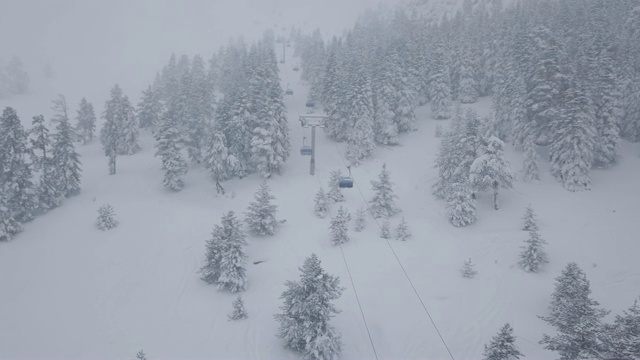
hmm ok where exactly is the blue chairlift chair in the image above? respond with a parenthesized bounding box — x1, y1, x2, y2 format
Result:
(338, 165, 354, 188)
(300, 137, 312, 156)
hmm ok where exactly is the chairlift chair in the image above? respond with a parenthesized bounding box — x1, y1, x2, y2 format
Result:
(338, 166, 354, 188)
(286, 88, 293, 95)
(300, 137, 312, 156)
(305, 100, 316, 108)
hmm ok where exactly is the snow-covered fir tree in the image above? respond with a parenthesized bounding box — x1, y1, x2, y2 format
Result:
(154, 109, 188, 191)
(521, 135, 540, 182)
(96, 204, 118, 231)
(354, 207, 366, 232)
(51, 96, 82, 197)
(29, 115, 63, 211)
(380, 219, 391, 240)
(329, 206, 350, 246)
(0, 193, 22, 242)
(519, 227, 548, 273)
(245, 181, 279, 236)
(346, 61, 375, 165)
(118, 95, 140, 155)
(395, 217, 411, 241)
(591, 46, 621, 167)
(539, 262, 609, 360)
(275, 253, 344, 360)
(458, 50, 479, 104)
(327, 170, 345, 203)
(137, 85, 162, 130)
(482, 323, 523, 360)
(101, 85, 124, 174)
(75, 98, 96, 145)
(203, 131, 238, 195)
(430, 43, 452, 120)
(314, 187, 329, 218)
(601, 296, 640, 359)
(134, 350, 147, 360)
(0, 107, 36, 224)
(447, 181, 477, 227)
(369, 163, 399, 218)
(522, 204, 539, 232)
(469, 135, 514, 210)
(461, 258, 478, 278)
(199, 211, 248, 292)
(228, 295, 248, 320)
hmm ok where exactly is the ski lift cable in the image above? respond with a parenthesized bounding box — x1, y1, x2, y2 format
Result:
(330, 144, 456, 360)
(281, 52, 380, 360)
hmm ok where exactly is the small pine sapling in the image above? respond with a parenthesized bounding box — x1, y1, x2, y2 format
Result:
(522, 204, 538, 232)
(314, 187, 329, 218)
(329, 206, 351, 245)
(354, 207, 366, 232)
(519, 227, 548, 273)
(447, 181, 477, 227)
(369, 163, 400, 218)
(482, 323, 523, 360)
(461, 258, 478, 278)
(135, 350, 147, 360)
(327, 170, 345, 203)
(380, 219, 391, 239)
(96, 204, 118, 230)
(395, 217, 411, 241)
(245, 181, 279, 236)
(228, 295, 248, 320)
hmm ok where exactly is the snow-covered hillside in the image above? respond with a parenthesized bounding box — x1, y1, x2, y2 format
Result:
(1, 41, 639, 359)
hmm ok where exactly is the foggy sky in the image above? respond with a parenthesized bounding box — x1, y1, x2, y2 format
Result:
(1, 0, 398, 112)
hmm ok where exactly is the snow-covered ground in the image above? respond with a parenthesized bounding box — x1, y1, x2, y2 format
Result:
(1, 41, 640, 359)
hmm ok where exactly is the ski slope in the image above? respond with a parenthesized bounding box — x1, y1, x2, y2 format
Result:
(1, 44, 640, 359)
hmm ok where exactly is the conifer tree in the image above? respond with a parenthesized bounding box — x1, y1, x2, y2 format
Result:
(601, 296, 640, 359)
(482, 323, 523, 360)
(51, 96, 82, 197)
(380, 219, 391, 240)
(0, 195, 22, 242)
(592, 48, 621, 167)
(430, 44, 453, 120)
(519, 227, 548, 273)
(469, 135, 514, 210)
(199, 211, 248, 292)
(75, 98, 96, 145)
(245, 181, 279, 236)
(101, 85, 124, 174)
(118, 95, 140, 155)
(275, 253, 344, 360)
(327, 170, 345, 204)
(229, 295, 248, 320)
(134, 350, 147, 360)
(539, 262, 609, 360)
(329, 206, 350, 245)
(459, 50, 479, 104)
(395, 217, 411, 241)
(369, 163, 399, 218)
(447, 181, 477, 227)
(522, 136, 540, 182)
(346, 62, 376, 165)
(522, 204, 539, 232)
(461, 258, 478, 278)
(354, 207, 366, 232)
(0, 107, 35, 224)
(29, 115, 63, 211)
(154, 110, 188, 191)
(203, 131, 238, 195)
(314, 187, 329, 218)
(96, 204, 118, 230)
(137, 85, 162, 130)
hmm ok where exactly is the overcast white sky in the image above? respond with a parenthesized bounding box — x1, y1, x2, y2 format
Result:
(1, 0, 398, 107)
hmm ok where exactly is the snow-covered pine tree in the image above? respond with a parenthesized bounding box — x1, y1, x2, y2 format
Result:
(0, 107, 36, 224)
(345, 61, 376, 165)
(447, 181, 477, 227)
(314, 187, 329, 218)
(217, 85, 255, 177)
(482, 323, 523, 360)
(539, 262, 610, 360)
(0, 193, 22, 242)
(203, 131, 238, 195)
(245, 181, 279, 236)
(380, 219, 391, 240)
(549, 84, 596, 192)
(101, 85, 123, 175)
(354, 207, 366, 232)
(371, 58, 399, 145)
(469, 135, 514, 210)
(137, 85, 162, 130)
(51, 96, 82, 197)
(388, 46, 417, 133)
(96, 204, 118, 230)
(395, 217, 411, 241)
(118, 95, 140, 155)
(154, 109, 188, 191)
(601, 296, 640, 359)
(459, 49, 479, 104)
(199, 211, 248, 292)
(591, 46, 621, 167)
(519, 227, 548, 273)
(75, 98, 96, 145)
(329, 206, 350, 246)
(275, 253, 344, 360)
(228, 295, 248, 320)
(327, 170, 345, 203)
(522, 204, 539, 232)
(430, 43, 453, 120)
(369, 163, 399, 218)
(29, 115, 63, 211)
(521, 135, 540, 182)
(134, 349, 147, 360)
(461, 258, 478, 278)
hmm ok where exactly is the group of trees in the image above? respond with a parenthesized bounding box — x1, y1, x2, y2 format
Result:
(0, 56, 29, 98)
(0, 97, 83, 241)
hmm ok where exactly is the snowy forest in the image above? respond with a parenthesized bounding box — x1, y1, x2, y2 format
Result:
(1, 0, 640, 359)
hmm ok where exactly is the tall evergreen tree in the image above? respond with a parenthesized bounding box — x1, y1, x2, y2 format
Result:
(203, 131, 238, 195)
(482, 323, 523, 360)
(369, 163, 399, 218)
(118, 95, 140, 155)
(154, 109, 188, 191)
(430, 43, 453, 120)
(521, 135, 540, 182)
(458, 49, 479, 104)
(601, 296, 640, 359)
(245, 181, 279, 236)
(346, 62, 376, 165)
(314, 187, 329, 219)
(199, 211, 248, 292)
(29, 115, 63, 211)
(75, 98, 96, 145)
(395, 217, 411, 241)
(522, 204, 539, 232)
(51, 96, 82, 197)
(469, 135, 514, 210)
(137, 85, 162, 130)
(327, 170, 345, 204)
(539, 262, 609, 360)
(275, 253, 344, 360)
(519, 227, 548, 273)
(101, 85, 124, 174)
(447, 181, 477, 227)
(329, 206, 350, 245)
